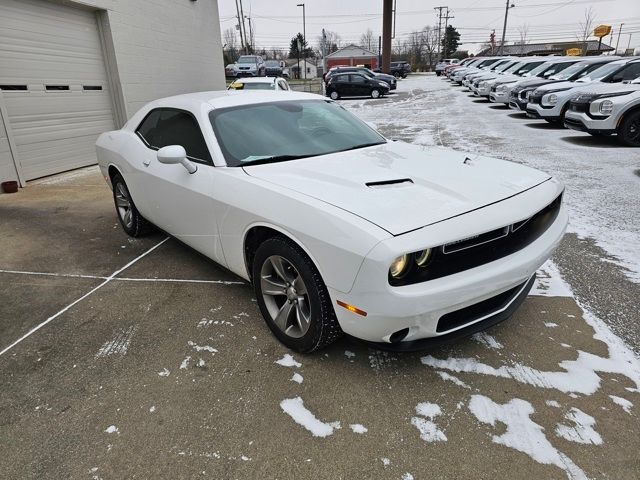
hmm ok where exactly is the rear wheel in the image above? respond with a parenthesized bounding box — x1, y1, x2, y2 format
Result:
(393, 71, 401, 78)
(617, 110, 640, 147)
(112, 173, 153, 237)
(329, 90, 340, 100)
(371, 89, 381, 99)
(252, 237, 342, 352)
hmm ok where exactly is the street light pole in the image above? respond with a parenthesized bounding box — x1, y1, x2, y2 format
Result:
(499, 0, 515, 55)
(297, 3, 306, 80)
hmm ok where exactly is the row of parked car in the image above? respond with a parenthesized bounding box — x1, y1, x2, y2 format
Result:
(225, 55, 290, 78)
(442, 55, 640, 147)
(322, 65, 406, 100)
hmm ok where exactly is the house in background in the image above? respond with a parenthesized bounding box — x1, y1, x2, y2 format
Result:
(477, 40, 615, 57)
(0, 0, 224, 187)
(285, 59, 319, 79)
(326, 45, 379, 70)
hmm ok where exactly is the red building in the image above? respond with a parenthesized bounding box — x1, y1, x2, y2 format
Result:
(326, 44, 378, 70)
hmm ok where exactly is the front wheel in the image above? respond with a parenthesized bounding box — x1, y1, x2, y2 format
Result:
(253, 237, 342, 352)
(617, 110, 640, 147)
(371, 89, 381, 99)
(329, 90, 340, 100)
(111, 173, 153, 237)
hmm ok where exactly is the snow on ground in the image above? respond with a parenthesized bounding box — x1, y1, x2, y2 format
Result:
(280, 397, 340, 438)
(555, 408, 602, 445)
(275, 354, 302, 368)
(468, 395, 588, 480)
(411, 402, 447, 442)
(343, 75, 640, 283)
(609, 395, 634, 414)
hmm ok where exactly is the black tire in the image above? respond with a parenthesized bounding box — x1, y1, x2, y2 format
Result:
(617, 110, 640, 147)
(329, 90, 340, 100)
(401, 73, 407, 78)
(393, 71, 401, 78)
(252, 236, 342, 353)
(436, 71, 441, 76)
(111, 173, 154, 237)
(371, 88, 381, 99)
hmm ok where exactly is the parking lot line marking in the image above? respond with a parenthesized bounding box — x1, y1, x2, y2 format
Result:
(0, 237, 169, 358)
(0, 269, 107, 280)
(0, 270, 245, 285)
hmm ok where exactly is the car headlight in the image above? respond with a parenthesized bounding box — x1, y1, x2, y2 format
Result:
(389, 254, 409, 278)
(496, 85, 508, 93)
(546, 94, 558, 106)
(479, 81, 487, 88)
(415, 249, 432, 267)
(378, 81, 388, 87)
(599, 100, 614, 115)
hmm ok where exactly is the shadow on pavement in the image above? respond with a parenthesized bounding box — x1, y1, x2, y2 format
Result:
(560, 135, 625, 148)
(524, 122, 565, 130)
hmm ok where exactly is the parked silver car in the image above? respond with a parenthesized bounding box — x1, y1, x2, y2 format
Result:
(234, 55, 266, 77)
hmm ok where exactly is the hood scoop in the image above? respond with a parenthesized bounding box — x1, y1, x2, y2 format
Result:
(366, 178, 413, 188)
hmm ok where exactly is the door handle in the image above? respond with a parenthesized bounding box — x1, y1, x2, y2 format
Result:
(143, 159, 151, 167)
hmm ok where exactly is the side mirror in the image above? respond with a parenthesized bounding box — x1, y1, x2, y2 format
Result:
(157, 145, 197, 174)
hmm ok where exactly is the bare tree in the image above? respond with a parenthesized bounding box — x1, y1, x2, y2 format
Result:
(317, 30, 341, 55)
(423, 26, 439, 71)
(223, 27, 240, 63)
(576, 7, 595, 56)
(360, 28, 375, 51)
(517, 23, 530, 55)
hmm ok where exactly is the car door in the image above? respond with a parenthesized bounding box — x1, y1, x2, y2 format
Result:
(333, 74, 349, 96)
(134, 108, 224, 264)
(350, 74, 368, 96)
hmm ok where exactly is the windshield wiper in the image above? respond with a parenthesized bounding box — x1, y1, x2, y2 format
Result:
(335, 141, 386, 153)
(240, 154, 314, 167)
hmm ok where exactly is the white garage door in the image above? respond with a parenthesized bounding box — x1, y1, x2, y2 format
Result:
(0, 0, 115, 180)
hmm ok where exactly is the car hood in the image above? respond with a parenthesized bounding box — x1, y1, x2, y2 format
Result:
(243, 142, 550, 236)
(513, 77, 557, 89)
(568, 82, 640, 96)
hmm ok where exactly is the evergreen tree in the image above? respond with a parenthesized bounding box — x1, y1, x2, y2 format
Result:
(441, 25, 461, 58)
(288, 33, 313, 59)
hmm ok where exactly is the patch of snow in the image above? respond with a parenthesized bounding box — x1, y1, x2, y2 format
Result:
(544, 322, 559, 328)
(472, 332, 503, 349)
(95, 325, 138, 358)
(531, 261, 574, 297)
(180, 356, 191, 369)
(197, 358, 206, 367)
(291, 373, 304, 384)
(411, 402, 447, 442)
(158, 368, 170, 377)
(149, 406, 156, 413)
(275, 354, 301, 368)
(344, 350, 356, 359)
(555, 407, 602, 445)
(187, 341, 217, 354)
(436, 371, 471, 389)
(560, 343, 572, 348)
(240, 455, 250, 461)
(546, 400, 561, 408)
(609, 395, 633, 414)
(381, 458, 391, 466)
(104, 425, 119, 434)
(280, 397, 339, 437)
(469, 395, 587, 480)
(349, 423, 368, 434)
(401, 474, 414, 480)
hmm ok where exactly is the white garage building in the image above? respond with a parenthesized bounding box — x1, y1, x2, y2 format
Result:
(0, 0, 224, 186)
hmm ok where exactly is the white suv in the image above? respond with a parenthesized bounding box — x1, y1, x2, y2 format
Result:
(564, 78, 640, 146)
(234, 55, 266, 77)
(435, 58, 459, 76)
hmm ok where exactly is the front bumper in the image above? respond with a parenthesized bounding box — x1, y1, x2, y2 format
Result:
(330, 180, 567, 346)
(490, 90, 509, 103)
(564, 111, 617, 135)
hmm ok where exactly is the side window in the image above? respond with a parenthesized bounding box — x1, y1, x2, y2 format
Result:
(136, 109, 212, 164)
(578, 63, 605, 78)
(610, 63, 640, 83)
(350, 75, 366, 83)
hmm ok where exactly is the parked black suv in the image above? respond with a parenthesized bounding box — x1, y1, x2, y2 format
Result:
(389, 61, 411, 78)
(264, 60, 283, 77)
(326, 73, 390, 100)
(325, 67, 396, 90)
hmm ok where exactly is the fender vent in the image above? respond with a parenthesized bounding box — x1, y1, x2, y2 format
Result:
(366, 178, 413, 188)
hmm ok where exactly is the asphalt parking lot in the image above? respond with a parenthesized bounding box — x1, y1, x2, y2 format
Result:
(1, 76, 640, 480)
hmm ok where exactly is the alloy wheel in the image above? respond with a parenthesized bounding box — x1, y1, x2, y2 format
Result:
(115, 182, 133, 229)
(260, 255, 312, 338)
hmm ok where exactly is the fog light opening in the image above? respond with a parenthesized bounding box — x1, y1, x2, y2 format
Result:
(389, 328, 410, 343)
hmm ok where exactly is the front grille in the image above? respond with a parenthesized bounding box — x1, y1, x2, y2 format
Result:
(389, 192, 562, 286)
(436, 281, 525, 332)
(529, 93, 543, 105)
(569, 102, 588, 113)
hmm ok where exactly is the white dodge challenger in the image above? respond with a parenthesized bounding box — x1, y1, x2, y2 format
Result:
(96, 91, 567, 352)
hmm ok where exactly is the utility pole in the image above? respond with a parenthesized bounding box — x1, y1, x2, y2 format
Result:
(499, 0, 514, 55)
(434, 6, 446, 61)
(297, 3, 306, 80)
(443, 8, 454, 58)
(244, 15, 253, 52)
(382, 0, 392, 73)
(615, 23, 624, 54)
(378, 35, 382, 71)
(234, 0, 245, 53)
(239, 0, 248, 54)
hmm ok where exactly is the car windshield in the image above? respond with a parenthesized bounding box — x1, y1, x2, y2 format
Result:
(526, 61, 555, 77)
(576, 62, 622, 83)
(503, 62, 524, 74)
(265, 61, 280, 67)
(494, 61, 516, 72)
(550, 61, 590, 80)
(238, 56, 257, 64)
(209, 100, 386, 167)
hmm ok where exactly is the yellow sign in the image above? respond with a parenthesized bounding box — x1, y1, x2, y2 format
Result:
(593, 25, 612, 38)
(566, 48, 582, 56)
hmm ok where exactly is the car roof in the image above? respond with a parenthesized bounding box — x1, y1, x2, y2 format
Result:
(232, 77, 278, 84)
(145, 90, 323, 112)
